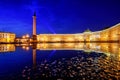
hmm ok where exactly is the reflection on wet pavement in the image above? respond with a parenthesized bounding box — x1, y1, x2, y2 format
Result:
(0, 43, 120, 79)
(21, 51, 120, 79)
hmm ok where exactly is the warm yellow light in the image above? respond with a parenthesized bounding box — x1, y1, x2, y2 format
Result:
(7, 38, 10, 42)
(78, 36, 83, 40)
(39, 38, 44, 41)
(22, 36, 25, 38)
(26, 34, 30, 38)
(52, 37, 61, 41)
(118, 48, 120, 61)
(75, 43, 84, 48)
(37, 38, 40, 41)
(65, 43, 74, 47)
(66, 37, 74, 41)
(53, 43, 61, 47)
(37, 36, 48, 41)
(26, 47, 30, 50)
(22, 46, 26, 49)
(41, 43, 48, 49)
(43, 36, 48, 41)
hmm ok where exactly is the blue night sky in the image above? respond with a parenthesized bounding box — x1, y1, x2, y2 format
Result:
(0, 0, 120, 37)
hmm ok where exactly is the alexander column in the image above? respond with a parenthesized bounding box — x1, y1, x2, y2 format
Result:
(32, 12, 37, 42)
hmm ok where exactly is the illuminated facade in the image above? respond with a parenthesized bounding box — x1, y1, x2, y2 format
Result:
(15, 34, 30, 43)
(0, 44, 15, 52)
(37, 23, 120, 42)
(0, 32, 16, 43)
(37, 34, 75, 42)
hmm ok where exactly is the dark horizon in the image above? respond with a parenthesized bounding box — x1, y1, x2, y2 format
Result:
(0, 0, 120, 37)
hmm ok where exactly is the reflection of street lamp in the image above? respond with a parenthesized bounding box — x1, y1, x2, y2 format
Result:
(26, 47, 30, 50)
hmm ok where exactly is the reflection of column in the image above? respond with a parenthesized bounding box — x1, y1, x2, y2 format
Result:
(33, 49, 36, 69)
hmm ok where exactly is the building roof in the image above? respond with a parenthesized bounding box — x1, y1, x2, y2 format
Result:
(84, 29, 91, 33)
(0, 31, 15, 34)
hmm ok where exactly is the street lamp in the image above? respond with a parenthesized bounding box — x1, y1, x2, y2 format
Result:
(26, 34, 30, 38)
(22, 35, 25, 38)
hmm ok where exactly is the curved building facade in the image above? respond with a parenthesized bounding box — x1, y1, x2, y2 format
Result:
(37, 23, 120, 42)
